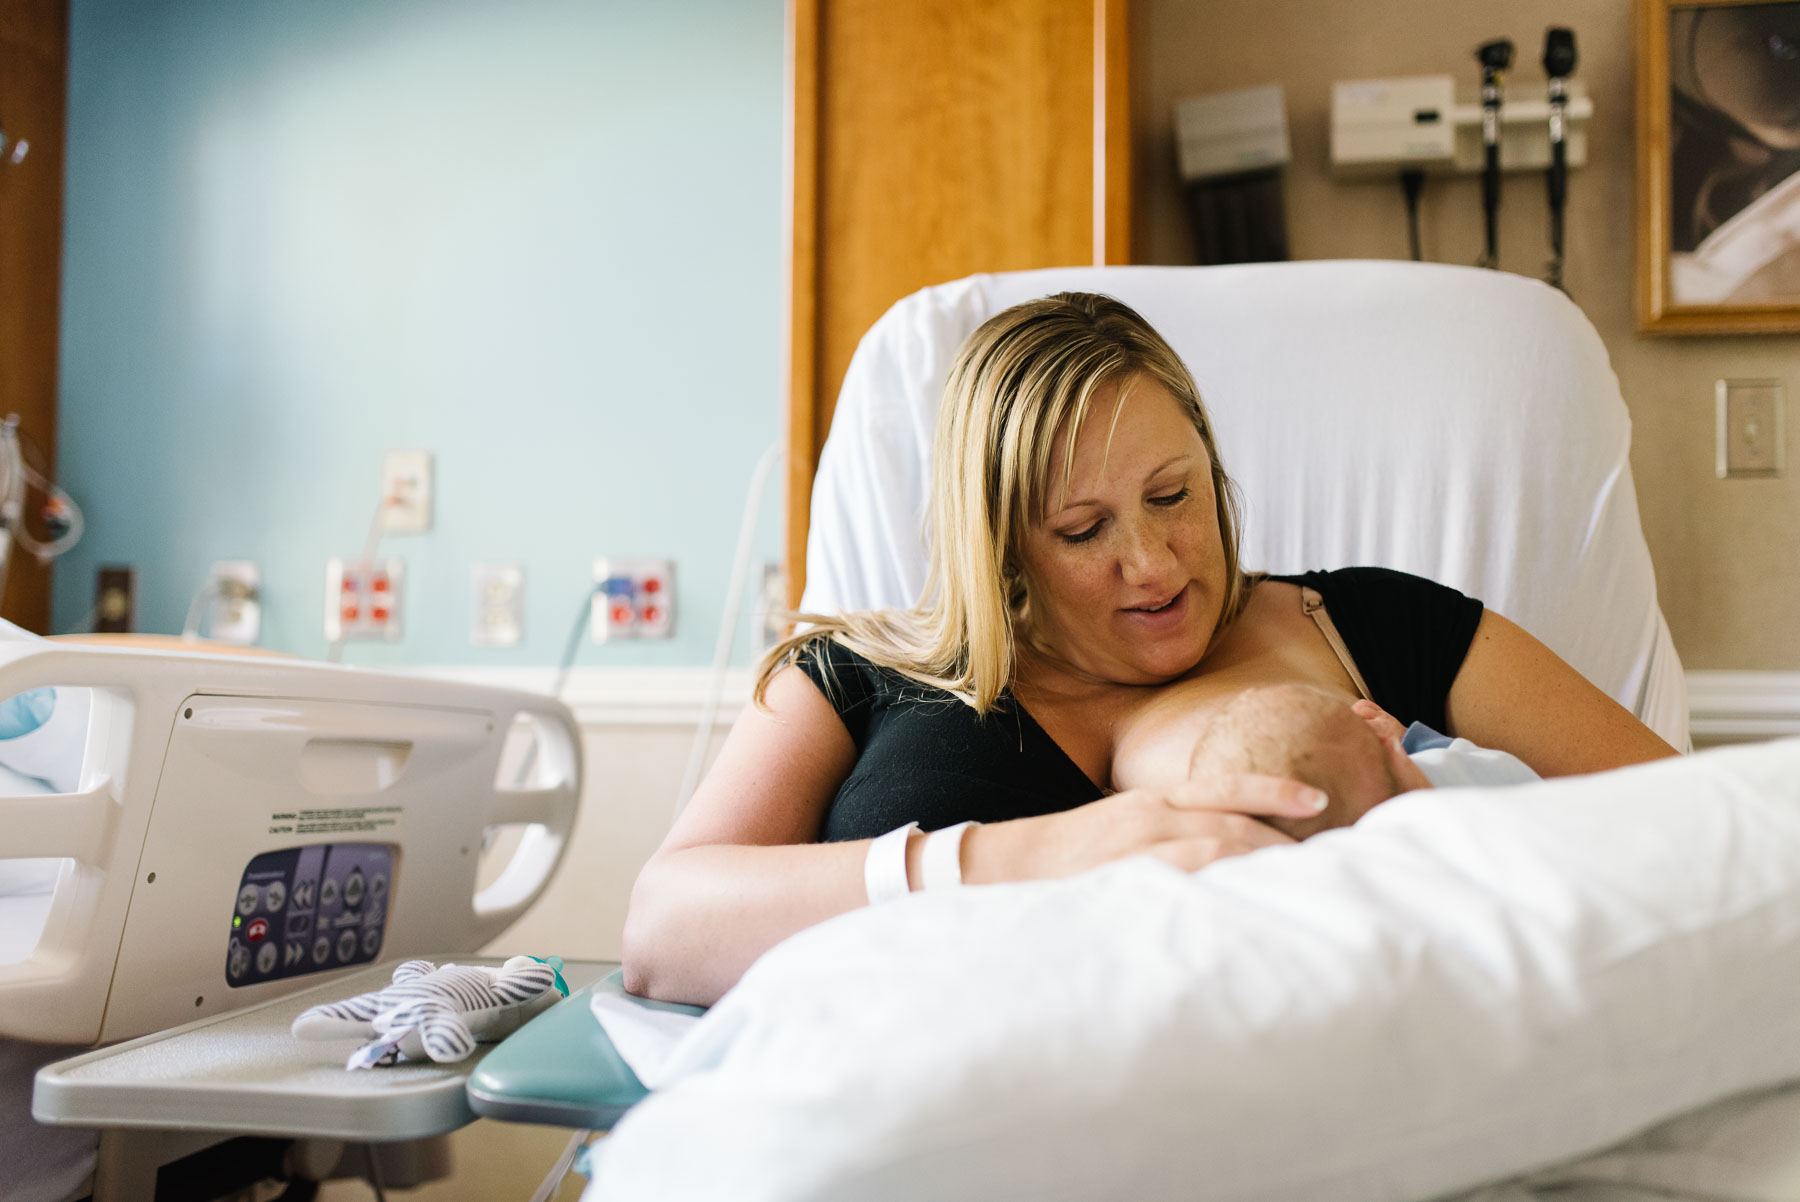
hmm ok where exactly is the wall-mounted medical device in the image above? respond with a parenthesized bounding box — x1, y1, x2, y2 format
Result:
(1174, 84, 1291, 264)
(1329, 74, 1590, 178)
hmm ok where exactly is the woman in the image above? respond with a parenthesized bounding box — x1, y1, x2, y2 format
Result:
(622, 293, 1676, 1006)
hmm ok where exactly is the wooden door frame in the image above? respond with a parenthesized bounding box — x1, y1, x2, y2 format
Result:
(781, 0, 1131, 611)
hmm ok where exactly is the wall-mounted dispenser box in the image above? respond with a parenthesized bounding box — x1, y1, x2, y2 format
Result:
(1174, 84, 1292, 265)
(1330, 74, 1591, 178)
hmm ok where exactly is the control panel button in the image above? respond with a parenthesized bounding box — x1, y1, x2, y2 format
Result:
(287, 912, 311, 937)
(336, 930, 358, 963)
(312, 935, 332, 966)
(370, 873, 387, 899)
(246, 917, 269, 942)
(320, 877, 339, 907)
(344, 870, 365, 908)
(361, 927, 382, 956)
(256, 942, 278, 974)
(292, 879, 316, 909)
(228, 941, 250, 980)
(263, 881, 286, 913)
(283, 941, 307, 968)
(236, 885, 260, 917)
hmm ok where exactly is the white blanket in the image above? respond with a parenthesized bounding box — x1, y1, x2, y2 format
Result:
(585, 741, 1800, 1201)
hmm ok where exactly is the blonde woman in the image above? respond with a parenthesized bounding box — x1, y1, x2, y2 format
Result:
(622, 293, 1675, 1007)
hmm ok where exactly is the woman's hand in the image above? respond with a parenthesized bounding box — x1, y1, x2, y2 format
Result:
(963, 775, 1325, 882)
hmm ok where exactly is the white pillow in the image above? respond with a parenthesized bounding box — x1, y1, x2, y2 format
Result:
(587, 740, 1800, 1202)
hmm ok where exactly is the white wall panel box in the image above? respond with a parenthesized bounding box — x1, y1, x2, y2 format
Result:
(379, 450, 433, 534)
(590, 559, 675, 642)
(471, 563, 525, 647)
(325, 557, 404, 642)
(206, 561, 262, 645)
(1330, 74, 1590, 177)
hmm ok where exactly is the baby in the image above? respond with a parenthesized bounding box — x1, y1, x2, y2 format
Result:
(1186, 683, 1537, 840)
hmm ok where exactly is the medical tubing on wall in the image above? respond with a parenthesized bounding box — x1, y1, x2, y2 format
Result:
(676, 440, 783, 816)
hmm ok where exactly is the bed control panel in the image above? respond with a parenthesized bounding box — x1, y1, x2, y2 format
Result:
(225, 843, 393, 987)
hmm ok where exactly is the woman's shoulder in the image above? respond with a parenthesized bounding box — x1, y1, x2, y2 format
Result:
(1266, 566, 1481, 609)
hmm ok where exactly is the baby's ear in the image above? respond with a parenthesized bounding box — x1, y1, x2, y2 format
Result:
(1384, 735, 1434, 793)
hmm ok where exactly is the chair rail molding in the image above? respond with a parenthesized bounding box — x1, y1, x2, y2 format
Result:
(411, 666, 753, 727)
(1686, 670, 1800, 744)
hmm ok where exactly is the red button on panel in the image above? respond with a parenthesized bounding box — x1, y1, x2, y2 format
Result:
(642, 605, 662, 623)
(373, 578, 390, 593)
(371, 607, 390, 622)
(611, 605, 631, 623)
(342, 605, 359, 621)
(642, 578, 662, 594)
(246, 917, 269, 942)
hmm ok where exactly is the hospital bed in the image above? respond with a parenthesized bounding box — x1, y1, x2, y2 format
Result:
(23, 259, 1778, 1201)
(2, 633, 581, 1199)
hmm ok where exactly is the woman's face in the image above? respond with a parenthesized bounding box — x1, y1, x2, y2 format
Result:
(1016, 375, 1228, 686)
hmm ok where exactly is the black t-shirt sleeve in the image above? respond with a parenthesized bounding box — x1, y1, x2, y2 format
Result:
(794, 636, 881, 748)
(1276, 567, 1485, 733)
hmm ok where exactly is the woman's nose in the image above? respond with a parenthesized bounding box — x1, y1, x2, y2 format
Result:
(1118, 519, 1177, 584)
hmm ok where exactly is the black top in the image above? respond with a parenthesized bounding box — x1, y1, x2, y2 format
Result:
(799, 566, 1484, 843)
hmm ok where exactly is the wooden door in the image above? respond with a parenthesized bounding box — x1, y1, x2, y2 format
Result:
(784, 0, 1130, 607)
(0, 0, 66, 632)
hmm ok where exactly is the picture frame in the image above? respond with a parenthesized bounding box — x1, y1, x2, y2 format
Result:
(1637, 0, 1800, 334)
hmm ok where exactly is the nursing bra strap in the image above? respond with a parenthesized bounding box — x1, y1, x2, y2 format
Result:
(1301, 587, 1374, 702)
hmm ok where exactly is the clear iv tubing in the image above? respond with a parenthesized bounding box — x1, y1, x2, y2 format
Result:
(676, 440, 783, 815)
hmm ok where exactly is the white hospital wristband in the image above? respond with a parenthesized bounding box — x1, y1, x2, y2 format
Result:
(864, 822, 919, 905)
(921, 821, 977, 890)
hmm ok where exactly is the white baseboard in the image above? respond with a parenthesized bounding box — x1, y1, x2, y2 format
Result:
(408, 665, 755, 726)
(1686, 670, 1800, 744)
(404, 665, 1800, 744)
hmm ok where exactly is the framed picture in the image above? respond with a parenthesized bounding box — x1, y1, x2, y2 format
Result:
(1638, 0, 1800, 333)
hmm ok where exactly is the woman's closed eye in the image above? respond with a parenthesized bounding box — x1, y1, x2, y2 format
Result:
(1056, 487, 1191, 545)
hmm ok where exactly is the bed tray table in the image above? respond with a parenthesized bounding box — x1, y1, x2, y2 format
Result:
(32, 955, 613, 1199)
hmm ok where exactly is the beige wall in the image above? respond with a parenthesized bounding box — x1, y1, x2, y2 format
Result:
(1134, 0, 1800, 669)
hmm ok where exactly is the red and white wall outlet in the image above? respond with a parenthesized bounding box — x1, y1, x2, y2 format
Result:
(590, 558, 675, 642)
(325, 557, 404, 643)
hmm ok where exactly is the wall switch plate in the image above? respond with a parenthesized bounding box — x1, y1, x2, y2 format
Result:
(207, 561, 262, 644)
(95, 565, 135, 634)
(1717, 378, 1785, 478)
(325, 557, 404, 642)
(380, 450, 433, 533)
(590, 558, 675, 642)
(471, 563, 524, 647)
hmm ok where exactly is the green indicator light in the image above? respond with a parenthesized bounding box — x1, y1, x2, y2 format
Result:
(233, 916, 241, 927)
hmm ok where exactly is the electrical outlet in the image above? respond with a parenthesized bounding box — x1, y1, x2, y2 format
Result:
(753, 561, 786, 653)
(325, 557, 404, 642)
(590, 558, 675, 642)
(207, 561, 261, 644)
(471, 563, 524, 647)
(380, 450, 433, 533)
(1717, 379, 1785, 478)
(94, 565, 135, 633)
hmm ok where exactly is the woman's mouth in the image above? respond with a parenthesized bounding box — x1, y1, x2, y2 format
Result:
(1123, 586, 1189, 621)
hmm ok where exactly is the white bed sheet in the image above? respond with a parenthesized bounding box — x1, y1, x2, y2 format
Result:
(586, 740, 1800, 1201)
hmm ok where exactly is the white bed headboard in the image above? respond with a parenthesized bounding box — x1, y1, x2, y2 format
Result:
(802, 261, 1688, 748)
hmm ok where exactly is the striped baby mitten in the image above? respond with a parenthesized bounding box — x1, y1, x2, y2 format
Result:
(292, 955, 569, 1069)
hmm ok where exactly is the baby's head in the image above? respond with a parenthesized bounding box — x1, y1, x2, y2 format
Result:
(1188, 684, 1429, 839)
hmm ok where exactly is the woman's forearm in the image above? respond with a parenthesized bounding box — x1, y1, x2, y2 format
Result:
(621, 839, 874, 1007)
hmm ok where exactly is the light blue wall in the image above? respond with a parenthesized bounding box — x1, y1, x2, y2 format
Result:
(56, 0, 786, 667)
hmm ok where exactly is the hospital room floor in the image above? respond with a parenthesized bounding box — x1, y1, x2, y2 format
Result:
(316, 1122, 590, 1200)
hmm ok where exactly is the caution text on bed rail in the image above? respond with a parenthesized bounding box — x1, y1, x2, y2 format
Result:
(268, 806, 403, 836)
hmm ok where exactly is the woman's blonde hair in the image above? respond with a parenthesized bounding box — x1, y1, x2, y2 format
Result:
(756, 291, 1250, 712)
